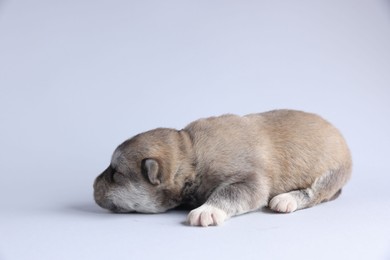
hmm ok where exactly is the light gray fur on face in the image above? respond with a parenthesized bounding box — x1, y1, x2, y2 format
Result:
(95, 148, 167, 213)
(111, 149, 121, 167)
(111, 148, 125, 172)
(107, 182, 165, 213)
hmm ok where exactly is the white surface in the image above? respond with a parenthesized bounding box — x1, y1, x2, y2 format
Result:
(1, 0, 390, 259)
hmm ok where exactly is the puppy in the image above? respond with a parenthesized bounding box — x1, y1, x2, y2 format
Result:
(94, 109, 352, 227)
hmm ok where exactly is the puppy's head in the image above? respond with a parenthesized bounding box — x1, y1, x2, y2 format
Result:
(93, 128, 191, 213)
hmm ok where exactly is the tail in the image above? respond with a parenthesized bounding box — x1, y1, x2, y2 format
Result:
(322, 188, 342, 203)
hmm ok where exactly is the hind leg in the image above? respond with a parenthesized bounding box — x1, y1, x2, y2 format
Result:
(269, 188, 316, 213)
(269, 169, 349, 213)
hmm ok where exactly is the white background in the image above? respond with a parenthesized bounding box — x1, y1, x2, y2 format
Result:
(1, 0, 389, 259)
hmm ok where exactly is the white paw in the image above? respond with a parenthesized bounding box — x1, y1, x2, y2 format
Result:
(187, 205, 227, 227)
(269, 193, 298, 213)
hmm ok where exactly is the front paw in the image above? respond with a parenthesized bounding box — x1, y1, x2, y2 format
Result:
(187, 205, 228, 227)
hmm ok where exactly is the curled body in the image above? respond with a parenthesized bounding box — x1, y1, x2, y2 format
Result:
(93, 109, 352, 227)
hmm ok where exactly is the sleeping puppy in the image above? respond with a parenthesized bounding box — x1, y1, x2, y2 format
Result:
(93, 109, 352, 227)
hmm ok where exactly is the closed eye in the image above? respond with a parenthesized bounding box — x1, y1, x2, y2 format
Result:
(112, 171, 126, 183)
(109, 165, 126, 183)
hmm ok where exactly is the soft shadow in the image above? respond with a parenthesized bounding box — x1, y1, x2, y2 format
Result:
(260, 206, 280, 214)
(66, 202, 111, 215)
(66, 202, 189, 217)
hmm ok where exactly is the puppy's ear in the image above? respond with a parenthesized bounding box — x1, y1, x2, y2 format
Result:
(142, 159, 161, 185)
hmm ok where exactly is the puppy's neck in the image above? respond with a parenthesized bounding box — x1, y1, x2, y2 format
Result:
(174, 130, 201, 206)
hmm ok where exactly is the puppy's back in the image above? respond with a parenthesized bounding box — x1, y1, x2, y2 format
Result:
(185, 113, 267, 176)
(185, 110, 351, 197)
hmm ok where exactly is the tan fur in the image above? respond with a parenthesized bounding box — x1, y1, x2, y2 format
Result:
(94, 109, 352, 226)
